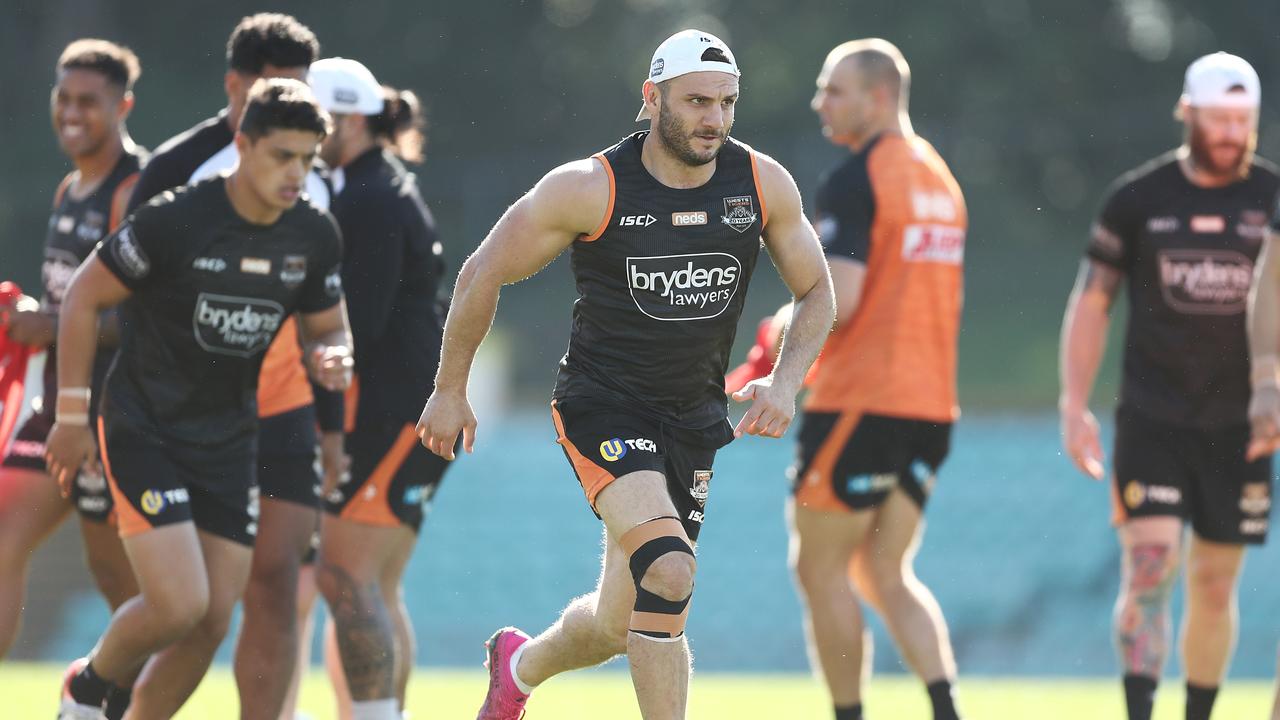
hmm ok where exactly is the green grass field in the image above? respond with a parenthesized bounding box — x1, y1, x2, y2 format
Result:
(3, 663, 1274, 718)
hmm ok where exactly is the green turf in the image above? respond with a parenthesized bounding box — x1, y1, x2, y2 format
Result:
(4, 663, 1274, 718)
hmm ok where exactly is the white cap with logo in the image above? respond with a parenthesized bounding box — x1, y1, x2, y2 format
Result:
(1182, 52, 1260, 109)
(308, 57, 385, 115)
(636, 29, 741, 122)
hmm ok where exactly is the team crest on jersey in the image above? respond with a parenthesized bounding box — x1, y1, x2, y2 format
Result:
(721, 195, 757, 233)
(280, 255, 307, 288)
(691, 470, 712, 505)
(77, 210, 106, 243)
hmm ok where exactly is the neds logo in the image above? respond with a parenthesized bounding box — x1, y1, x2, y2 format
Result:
(627, 252, 742, 321)
(193, 293, 285, 357)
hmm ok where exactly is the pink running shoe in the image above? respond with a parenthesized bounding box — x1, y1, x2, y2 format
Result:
(58, 657, 104, 720)
(476, 627, 532, 719)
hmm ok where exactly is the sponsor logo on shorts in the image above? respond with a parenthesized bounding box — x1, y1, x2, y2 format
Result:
(404, 484, 434, 507)
(248, 486, 260, 521)
(110, 224, 150, 279)
(139, 488, 189, 515)
(42, 248, 80, 304)
(1157, 250, 1252, 315)
(1190, 215, 1226, 234)
(8, 440, 45, 458)
(1147, 216, 1179, 233)
(1240, 483, 1271, 515)
(620, 214, 658, 228)
(691, 469, 712, 504)
(280, 255, 307, 288)
(324, 268, 343, 297)
(672, 211, 708, 227)
(78, 496, 109, 513)
(627, 252, 742, 321)
(240, 257, 272, 275)
(1124, 480, 1181, 508)
(77, 469, 107, 493)
(687, 509, 704, 523)
(1240, 518, 1269, 535)
(846, 473, 897, 495)
(902, 224, 965, 265)
(599, 438, 627, 462)
(911, 461, 937, 496)
(721, 195, 758, 233)
(193, 293, 285, 357)
(192, 256, 227, 273)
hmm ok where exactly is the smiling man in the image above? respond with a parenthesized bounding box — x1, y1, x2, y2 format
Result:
(1060, 52, 1279, 720)
(415, 29, 834, 720)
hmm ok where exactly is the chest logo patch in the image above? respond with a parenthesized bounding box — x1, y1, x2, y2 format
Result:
(627, 252, 742, 321)
(241, 257, 272, 275)
(1157, 249, 1253, 315)
(280, 255, 307, 288)
(1190, 215, 1226, 234)
(193, 292, 285, 357)
(673, 211, 708, 227)
(721, 195, 758, 233)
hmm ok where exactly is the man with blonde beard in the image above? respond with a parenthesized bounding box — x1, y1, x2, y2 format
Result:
(1061, 52, 1278, 720)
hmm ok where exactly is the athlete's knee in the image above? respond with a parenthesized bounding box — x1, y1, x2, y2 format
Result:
(620, 516, 696, 640)
(147, 587, 210, 641)
(1186, 558, 1237, 616)
(1122, 542, 1178, 605)
(790, 543, 851, 595)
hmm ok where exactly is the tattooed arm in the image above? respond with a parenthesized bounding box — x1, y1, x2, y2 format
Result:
(1059, 259, 1124, 480)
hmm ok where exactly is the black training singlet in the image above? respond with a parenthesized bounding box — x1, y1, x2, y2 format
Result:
(1087, 151, 1280, 428)
(553, 131, 767, 429)
(42, 147, 147, 411)
(96, 176, 343, 447)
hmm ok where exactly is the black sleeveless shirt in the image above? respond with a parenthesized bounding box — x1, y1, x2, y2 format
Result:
(553, 131, 767, 429)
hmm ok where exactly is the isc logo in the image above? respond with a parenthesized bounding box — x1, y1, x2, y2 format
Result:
(672, 211, 708, 226)
(620, 214, 657, 228)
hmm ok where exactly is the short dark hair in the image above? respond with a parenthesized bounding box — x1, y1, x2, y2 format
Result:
(57, 39, 141, 92)
(226, 13, 319, 75)
(239, 78, 331, 140)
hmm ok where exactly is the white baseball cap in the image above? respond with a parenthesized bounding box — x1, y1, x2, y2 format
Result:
(636, 29, 741, 122)
(308, 57, 385, 115)
(1181, 52, 1260, 109)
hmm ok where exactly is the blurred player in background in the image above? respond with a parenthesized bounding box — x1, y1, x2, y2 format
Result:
(122, 14, 345, 720)
(308, 56, 452, 720)
(49, 79, 350, 720)
(0, 39, 145, 667)
(417, 29, 833, 720)
(1060, 52, 1277, 720)
(734, 39, 967, 720)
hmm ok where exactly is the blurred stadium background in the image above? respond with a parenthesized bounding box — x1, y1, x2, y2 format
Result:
(3, 0, 1280, 709)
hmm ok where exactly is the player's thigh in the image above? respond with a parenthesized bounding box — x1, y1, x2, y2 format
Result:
(595, 470, 681, 540)
(252, 497, 319, 575)
(0, 467, 69, 554)
(1117, 516, 1183, 588)
(1184, 534, 1245, 591)
(851, 486, 924, 583)
(318, 514, 406, 585)
(376, 525, 417, 596)
(122, 522, 209, 615)
(197, 528, 254, 622)
(78, 515, 138, 605)
(593, 526, 639, 627)
(788, 497, 876, 579)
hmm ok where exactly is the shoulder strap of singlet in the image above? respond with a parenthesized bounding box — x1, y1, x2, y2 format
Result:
(581, 153, 616, 243)
(109, 173, 141, 231)
(52, 172, 75, 208)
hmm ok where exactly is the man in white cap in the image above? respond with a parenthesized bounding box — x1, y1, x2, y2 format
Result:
(1060, 51, 1278, 720)
(416, 28, 834, 720)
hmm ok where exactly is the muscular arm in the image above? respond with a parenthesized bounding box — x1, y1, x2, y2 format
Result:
(733, 154, 834, 438)
(418, 158, 609, 457)
(1246, 230, 1280, 458)
(1059, 258, 1123, 479)
(1059, 259, 1122, 413)
(57, 258, 132, 395)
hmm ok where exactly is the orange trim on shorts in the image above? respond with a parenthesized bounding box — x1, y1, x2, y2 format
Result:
(339, 423, 416, 527)
(96, 416, 151, 538)
(344, 374, 360, 434)
(108, 173, 140, 231)
(749, 150, 768, 228)
(550, 400, 617, 509)
(1110, 475, 1128, 526)
(581, 154, 615, 242)
(793, 411, 863, 513)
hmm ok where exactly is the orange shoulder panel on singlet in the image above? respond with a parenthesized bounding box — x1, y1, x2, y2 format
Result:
(256, 316, 314, 418)
(805, 135, 966, 422)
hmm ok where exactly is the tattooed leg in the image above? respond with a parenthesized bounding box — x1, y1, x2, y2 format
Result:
(317, 560, 396, 701)
(1116, 542, 1179, 676)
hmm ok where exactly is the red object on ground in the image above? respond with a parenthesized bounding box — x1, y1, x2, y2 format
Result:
(0, 281, 34, 455)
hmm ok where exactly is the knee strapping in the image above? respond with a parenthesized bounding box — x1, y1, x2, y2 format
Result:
(620, 516, 696, 640)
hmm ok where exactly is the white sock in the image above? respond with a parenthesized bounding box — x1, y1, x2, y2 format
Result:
(509, 643, 535, 695)
(350, 698, 399, 720)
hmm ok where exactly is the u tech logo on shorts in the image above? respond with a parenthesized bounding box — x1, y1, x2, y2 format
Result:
(599, 437, 657, 462)
(626, 252, 742, 321)
(139, 488, 189, 516)
(193, 293, 285, 357)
